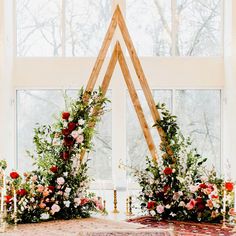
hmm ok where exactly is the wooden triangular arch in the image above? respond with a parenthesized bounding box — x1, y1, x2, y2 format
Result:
(82, 5, 166, 162)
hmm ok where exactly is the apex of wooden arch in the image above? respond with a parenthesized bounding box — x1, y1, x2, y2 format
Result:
(84, 5, 166, 162)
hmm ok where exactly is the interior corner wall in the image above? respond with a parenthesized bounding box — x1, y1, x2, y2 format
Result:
(0, 0, 14, 168)
(223, 0, 236, 180)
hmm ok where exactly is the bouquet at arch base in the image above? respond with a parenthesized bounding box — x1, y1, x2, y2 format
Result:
(0, 89, 108, 224)
(131, 103, 235, 223)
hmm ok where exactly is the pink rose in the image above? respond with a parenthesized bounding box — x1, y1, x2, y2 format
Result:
(206, 199, 213, 209)
(31, 175, 38, 182)
(76, 135, 84, 144)
(37, 185, 44, 193)
(186, 199, 196, 210)
(156, 205, 164, 214)
(71, 131, 79, 139)
(51, 204, 60, 214)
(57, 177, 65, 185)
(189, 185, 199, 193)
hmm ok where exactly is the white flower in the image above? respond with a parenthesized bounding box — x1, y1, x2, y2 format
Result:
(170, 212, 176, 217)
(150, 210, 156, 216)
(74, 198, 81, 206)
(179, 201, 185, 207)
(65, 187, 71, 193)
(63, 121, 68, 128)
(189, 185, 199, 193)
(63, 172, 68, 177)
(77, 127, 83, 134)
(64, 200, 70, 207)
(78, 119, 85, 126)
(165, 204, 171, 209)
(40, 213, 50, 220)
(57, 177, 65, 185)
(51, 204, 60, 215)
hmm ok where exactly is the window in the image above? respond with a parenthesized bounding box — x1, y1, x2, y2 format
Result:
(126, 89, 221, 173)
(16, 0, 111, 57)
(16, 90, 112, 180)
(126, 0, 223, 56)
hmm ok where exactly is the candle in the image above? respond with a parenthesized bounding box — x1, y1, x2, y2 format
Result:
(223, 189, 226, 212)
(234, 184, 236, 213)
(14, 189, 17, 213)
(126, 178, 130, 197)
(0, 188, 3, 212)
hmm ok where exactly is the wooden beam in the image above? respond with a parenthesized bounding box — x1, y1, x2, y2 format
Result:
(101, 43, 118, 94)
(85, 7, 119, 92)
(117, 42, 158, 162)
(116, 6, 166, 140)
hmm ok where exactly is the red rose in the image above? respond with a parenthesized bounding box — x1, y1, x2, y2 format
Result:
(10, 171, 19, 179)
(197, 203, 205, 211)
(62, 112, 70, 120)
(48, 186, 55, 192)
(163, 167, 173, 175)
(147, 201, 156, 210)
(63, 136, 74, 147)
(68, 122, 77, 132)
(225, 182, 234, 192)
(211, 195, 218, 199)
(5, 195, 12, 204)
(163, 185, 170, 193)
(50, 166, 58, 173)
(196, 197, 203, 203)
(17, 189, 27, 196)
(61, 151, 70, 160)
(62, 128, 71, 136)
(80, 198, 90, 205)
(199, 183, 207, 189)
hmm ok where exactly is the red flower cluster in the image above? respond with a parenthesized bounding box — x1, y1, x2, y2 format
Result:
(62, 128, 71, 136)
(48, 186, 55, 192)
(147, 201, 156, 210)
(80, 198, 90, 205)
(163, 167, 173, 175)
(63, 137, 74, 147)
(5, 195, 12, 204)
(163, 185, 170, 193)
(225, 182, 234, 192)
(10, 171, 19, 179)
(68, 122, 77, 131)
(62, 112, 70, 120)
(199, 183, 207, 189)
(17, 188, 27, 196)
(50, 166, 58, 173)
(61, 151, 70, 160)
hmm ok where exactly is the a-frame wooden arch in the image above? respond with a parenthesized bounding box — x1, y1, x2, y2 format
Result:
(82, 5, 166, 162)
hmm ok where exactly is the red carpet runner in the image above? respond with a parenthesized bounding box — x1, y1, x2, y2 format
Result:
(128, 216, 235, 236)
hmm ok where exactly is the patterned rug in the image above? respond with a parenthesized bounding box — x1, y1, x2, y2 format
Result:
(128, 216, 236, 236)
(4, 217, 173, 236)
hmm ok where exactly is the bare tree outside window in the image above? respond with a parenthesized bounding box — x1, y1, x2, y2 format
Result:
(16, 0, 111, 57)
(126, 0, 222, 56)
(17, 0, 62, 56)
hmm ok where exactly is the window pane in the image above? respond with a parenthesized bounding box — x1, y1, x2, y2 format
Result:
(175, 90, 221, 172)
(16, 0, 62, 57)
(65, 0, 111, 56)
(17, 90, 65, 172)
(126, 90, 172, 169)
(176, 0, 222, 56)
(126, 0, 172, 56)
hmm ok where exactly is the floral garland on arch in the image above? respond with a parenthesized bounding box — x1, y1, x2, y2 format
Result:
(131, 103, 235, 223)
(0, 88, 108, 223)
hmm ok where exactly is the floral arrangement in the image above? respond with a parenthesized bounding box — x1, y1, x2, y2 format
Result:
(132, 103, 234, 223)
(0, 88, 108, 223)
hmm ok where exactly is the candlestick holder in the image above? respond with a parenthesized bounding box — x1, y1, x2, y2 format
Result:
(112, 189, 119, 214)
(13, 212, 17, 231)
(221, 211, 228, 229)
(102, 200, 108, 215)
(126, 198, 129, 216)
(126, 196, 134, 216)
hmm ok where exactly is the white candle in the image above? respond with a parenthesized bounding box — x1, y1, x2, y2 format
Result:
(223, 189, 226, 212)
(126, 178, 130, 197)
(234, 184, 236, 213)
(14, 189, 17, 213)
(0, 188, 3, 212)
